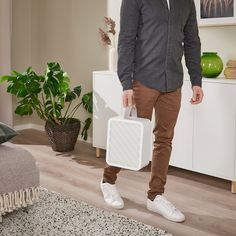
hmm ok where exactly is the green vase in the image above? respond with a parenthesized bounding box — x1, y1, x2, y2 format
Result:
(201, 52, 223, 78)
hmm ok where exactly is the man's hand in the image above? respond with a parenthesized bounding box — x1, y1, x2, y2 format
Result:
(123, 89, 135, 107)
(190, 86, 204, 105)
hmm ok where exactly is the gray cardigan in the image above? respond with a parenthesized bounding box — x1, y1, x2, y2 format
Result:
(117, 0, 202, 92)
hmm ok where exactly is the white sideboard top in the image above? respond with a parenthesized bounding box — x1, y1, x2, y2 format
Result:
(93, 71, 118, 76)
(202, 77, 236, 84)
(93, 71, 236, 85)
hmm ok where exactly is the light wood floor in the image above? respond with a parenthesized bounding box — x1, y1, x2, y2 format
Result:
(11, 129, 236, 236)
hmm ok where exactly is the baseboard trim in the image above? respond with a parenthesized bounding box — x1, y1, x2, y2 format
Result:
(14, 123, 45, 131)
(13, 123, 92, 144)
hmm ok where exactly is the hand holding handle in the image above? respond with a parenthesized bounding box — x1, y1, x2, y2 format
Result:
(122, 106, 137, 119)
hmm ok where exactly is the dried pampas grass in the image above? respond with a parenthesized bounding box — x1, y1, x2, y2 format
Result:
(99, 28, 111, 46)
(104, 17, 116, 35)
(98, 16, 116, 48)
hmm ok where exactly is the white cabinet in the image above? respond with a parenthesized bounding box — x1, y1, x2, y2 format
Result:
(170, 80, 194, 170)
(93, 71, 236, 192)
(92, 71, 123, 150)
(193, 82, 236, 180)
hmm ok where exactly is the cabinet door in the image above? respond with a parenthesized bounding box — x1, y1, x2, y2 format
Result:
(193, 82, 236, 180)
(93, 73, 123, 149)
(170, 80, 194, 170)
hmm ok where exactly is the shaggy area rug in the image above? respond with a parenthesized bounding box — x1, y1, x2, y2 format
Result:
(0, 188, 172, 236)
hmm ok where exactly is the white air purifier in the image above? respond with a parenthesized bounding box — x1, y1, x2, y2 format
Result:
(106, 106, 153, 171)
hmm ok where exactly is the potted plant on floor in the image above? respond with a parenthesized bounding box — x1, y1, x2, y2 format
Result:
(0, 62, 92, 152)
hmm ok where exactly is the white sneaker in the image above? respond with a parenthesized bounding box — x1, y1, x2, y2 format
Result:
(100, 179, 124, 209)
(147, 195, 185, 222)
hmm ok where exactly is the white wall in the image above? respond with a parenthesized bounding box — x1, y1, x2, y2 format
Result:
(200, 26, 236, 68)
(107, 0, 236, 78)
(11, 0, 108, 138)
(107, 0, 121, 46)
(0, 0, 13, 126)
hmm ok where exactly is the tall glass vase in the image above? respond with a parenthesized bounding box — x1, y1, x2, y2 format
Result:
(108, 47, 117, 72)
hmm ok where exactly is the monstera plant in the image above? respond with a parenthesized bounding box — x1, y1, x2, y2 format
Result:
(0, 62, 92, 152)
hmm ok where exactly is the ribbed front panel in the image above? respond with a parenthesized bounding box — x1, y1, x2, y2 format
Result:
(107, 120, 141, 169)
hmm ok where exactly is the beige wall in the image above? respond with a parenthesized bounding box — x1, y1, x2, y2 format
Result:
(0, 0, 13, 126)
(11, 0, 34, 126)
(107, 0, 236, 77)
(11, 0, 108, 138)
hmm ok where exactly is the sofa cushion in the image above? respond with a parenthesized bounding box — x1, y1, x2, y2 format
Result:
(0, 123, 18, 144)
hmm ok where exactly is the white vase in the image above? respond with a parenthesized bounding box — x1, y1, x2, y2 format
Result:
(108, 47, 117, 71)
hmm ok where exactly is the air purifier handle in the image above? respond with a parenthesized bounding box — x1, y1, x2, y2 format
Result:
(122, 106, 137, 119)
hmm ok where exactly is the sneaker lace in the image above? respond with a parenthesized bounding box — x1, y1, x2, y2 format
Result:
(159, 196, 177, 212)
(104, 185, 121, 200)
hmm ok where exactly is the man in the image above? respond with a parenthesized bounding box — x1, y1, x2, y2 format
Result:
(100, 0, 204, 223)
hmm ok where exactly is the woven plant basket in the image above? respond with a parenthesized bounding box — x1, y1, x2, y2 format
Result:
(45, 118, 81, 152)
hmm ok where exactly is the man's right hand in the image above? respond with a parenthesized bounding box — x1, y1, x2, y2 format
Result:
(122, 89, 135, 107)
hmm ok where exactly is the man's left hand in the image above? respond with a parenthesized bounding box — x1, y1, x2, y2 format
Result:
(190, 86, 204, 105)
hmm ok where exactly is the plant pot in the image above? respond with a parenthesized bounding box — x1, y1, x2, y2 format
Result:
(45, 118, 81, 152)
(201, 52, 223, 78)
